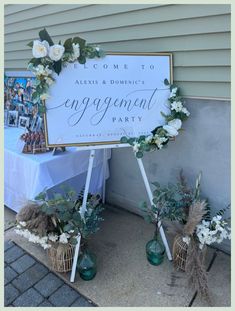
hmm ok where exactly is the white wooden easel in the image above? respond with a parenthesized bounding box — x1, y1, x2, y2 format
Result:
(70, 144, 172, 282)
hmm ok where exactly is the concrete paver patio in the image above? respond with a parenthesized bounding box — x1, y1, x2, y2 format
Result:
(4, 205, 231, 307)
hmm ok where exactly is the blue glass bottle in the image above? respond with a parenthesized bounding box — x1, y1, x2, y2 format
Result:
(146, 229, 165, 265)
(77, 248, 97, 281)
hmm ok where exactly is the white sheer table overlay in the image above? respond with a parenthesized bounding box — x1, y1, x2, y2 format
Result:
(4, 127, 111, 212)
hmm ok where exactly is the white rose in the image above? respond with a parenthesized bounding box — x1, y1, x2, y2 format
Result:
(163, 125, 178, 137)
(72, 43, 80, 58)
(168, 119, 182, 130)
(32, 40, 49, 58)
(49, 44, 65, 61)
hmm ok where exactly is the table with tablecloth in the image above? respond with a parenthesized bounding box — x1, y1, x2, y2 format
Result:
(4, 127, 111, 212)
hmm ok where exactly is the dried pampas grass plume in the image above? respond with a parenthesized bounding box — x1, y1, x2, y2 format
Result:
(16, 201, 55, 236)
(185, 237, 212, 305)
(183, 201, 207, 236)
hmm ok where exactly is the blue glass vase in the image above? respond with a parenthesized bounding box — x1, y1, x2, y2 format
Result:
(77, 248, 97, 281)
(146, 230, 165, 265)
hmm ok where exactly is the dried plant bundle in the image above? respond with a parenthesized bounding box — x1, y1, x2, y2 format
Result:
(183, 201, 207, 236)
(16, 201, 55, 236)
(185, 238, 212, 305)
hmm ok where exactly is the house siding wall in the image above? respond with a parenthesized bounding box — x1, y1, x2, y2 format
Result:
(4, 4, 231, 98)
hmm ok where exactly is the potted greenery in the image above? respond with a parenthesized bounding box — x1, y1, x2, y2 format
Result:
(139, 171, 231, 302)
(15, 186, 104, 276)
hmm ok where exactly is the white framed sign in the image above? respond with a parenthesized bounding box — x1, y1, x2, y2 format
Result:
(44, 52, 173, 147)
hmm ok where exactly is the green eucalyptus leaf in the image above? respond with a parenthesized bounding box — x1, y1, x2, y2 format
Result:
(128, 138, 136, 145)
(63, 38, 73, 52)
(143, 144, 151, 152)
(53, 60, 62, 75)
(164, 78, 169, 85)
(70, 237, 78, 245)
(39, 28, 54, 46)
(27, 41, 34, 48)
(73, 211, 81, 222)
(136, 151, 143, 158)
(152, 181, 160, 188)
(35, 191, 46, 201)
(63, 224, 74, 232)
(78, 55, 86, 64)
(120, 136, 128, 143)
(73, 36, 86, 49)
(98, 49, 105, 58)
(152, 197, 159, 205)
(45, 207, 54, 215)
(28, 58, 41, 66)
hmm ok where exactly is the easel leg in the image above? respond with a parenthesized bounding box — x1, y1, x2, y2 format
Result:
(80, 149, 96, 217)
(70, 234, 81, 283)
(102, 149, 107, 204)
(70, 149, 96, 282)
(136, 158, 172, 261)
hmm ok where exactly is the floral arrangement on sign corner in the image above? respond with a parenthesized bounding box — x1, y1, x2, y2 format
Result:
(139, 170, 231, 302)
(120, 80, 190, 158)
(14, 186, 104, 250)
(27, 28, 105, 113)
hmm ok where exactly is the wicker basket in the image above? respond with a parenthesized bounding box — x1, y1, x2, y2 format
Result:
(172, 235, 188, 271)
(47, 242, 75, 273)
(173, 235, 207, 272)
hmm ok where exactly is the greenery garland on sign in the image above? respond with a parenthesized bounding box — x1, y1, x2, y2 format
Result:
(27, 28, 190, 157)
(120, 80, 190, 158)
(27, 28, 105, 113)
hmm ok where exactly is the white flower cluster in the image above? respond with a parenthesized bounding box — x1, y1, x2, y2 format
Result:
(32, 40, 65, 62)
(28, 63, 52, 77)
(15, 222, 74, 249)
(27, 63, 54, 101)
(14, 227, 51, 250)
(171, 101, 190, 116)
(169, 87, 190, 117)
(153, 135, 168, 149)
(68, 43, 81, 62)
(59, 232, 71, 244)
(196, 215, 231, 249)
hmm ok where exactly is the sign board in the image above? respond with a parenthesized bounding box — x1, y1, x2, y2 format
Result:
(44, 53, 173, 147)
